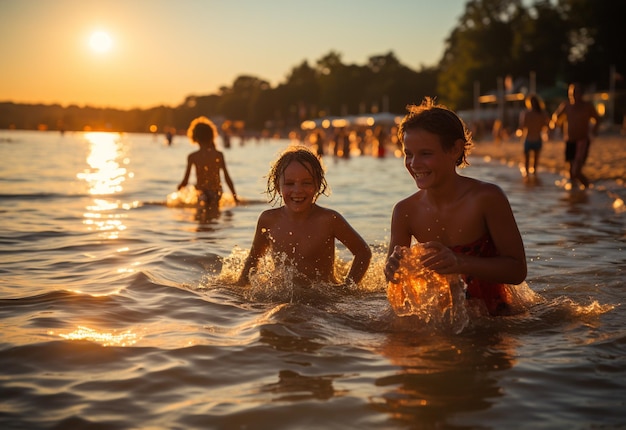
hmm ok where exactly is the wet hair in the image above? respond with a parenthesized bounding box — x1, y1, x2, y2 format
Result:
(187, 116, 218, 144)
(397, 97, 473, 167)
(526, 94, 545, 112)
(266, 146, 329, 205)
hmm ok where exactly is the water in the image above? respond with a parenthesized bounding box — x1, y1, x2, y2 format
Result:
(1, 130, 624, 429)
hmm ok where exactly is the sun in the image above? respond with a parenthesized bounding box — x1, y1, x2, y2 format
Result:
(89, 30, 112, 53)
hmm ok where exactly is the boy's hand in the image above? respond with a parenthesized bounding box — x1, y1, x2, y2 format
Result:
(384, 245, 404, 283)
(420, 241, 459, 274)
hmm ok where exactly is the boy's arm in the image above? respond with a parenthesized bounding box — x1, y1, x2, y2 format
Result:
(219, 154, 238, 203)
(235, 214, 270, 285)
(384, 201, 413, 282)
(223, 168, 238, 203)
(332, 212, 371, 285)
(549, 103, 565, 129)
(178, 156, 192, 189)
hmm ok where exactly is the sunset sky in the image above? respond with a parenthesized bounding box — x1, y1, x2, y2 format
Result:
(1, 0, 467, 110)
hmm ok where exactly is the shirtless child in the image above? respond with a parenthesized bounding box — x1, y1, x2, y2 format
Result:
(384, 98, 527, 316)
(178, 116, 239, 207)
(519, 94, 550, 178)
(236, 146, 371, 287)
(550, 83, 601, 189)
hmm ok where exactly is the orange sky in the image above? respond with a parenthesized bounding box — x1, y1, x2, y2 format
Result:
(0, 0, 467, 109)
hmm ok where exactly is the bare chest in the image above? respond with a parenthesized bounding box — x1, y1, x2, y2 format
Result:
(266, 219, 334, 258)
(409, 200, 486, 246)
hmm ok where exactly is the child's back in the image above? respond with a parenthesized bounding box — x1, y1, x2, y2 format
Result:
(178, 117, 238, 206)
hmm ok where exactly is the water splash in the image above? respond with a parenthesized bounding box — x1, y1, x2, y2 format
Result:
(387, 244, 469, 333)
(166, 186, 199, 207)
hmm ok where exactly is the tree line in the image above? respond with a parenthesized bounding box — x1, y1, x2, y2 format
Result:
(1, 0, 624, 134)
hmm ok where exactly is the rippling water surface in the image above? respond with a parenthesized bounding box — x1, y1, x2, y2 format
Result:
(1, 130, 624, 429)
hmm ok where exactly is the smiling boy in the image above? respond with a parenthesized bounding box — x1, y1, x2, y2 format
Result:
(384, 99, 527, 315)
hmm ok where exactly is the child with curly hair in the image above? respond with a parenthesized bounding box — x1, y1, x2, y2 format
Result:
(177, 116, 239, 208)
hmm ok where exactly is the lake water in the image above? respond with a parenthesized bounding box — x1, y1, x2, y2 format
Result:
(1, 130, 624, 429)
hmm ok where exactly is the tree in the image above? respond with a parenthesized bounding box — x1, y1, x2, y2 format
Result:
(511, 1, 569, 89)
(218, 75, 270, 126)
(557, 0, 626, 88)
(437, 0, 525, 109)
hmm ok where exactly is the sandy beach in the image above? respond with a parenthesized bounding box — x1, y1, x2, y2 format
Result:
(470, 133, 626, 186)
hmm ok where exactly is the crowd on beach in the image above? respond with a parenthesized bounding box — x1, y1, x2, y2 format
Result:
(173, 82, 607, 319)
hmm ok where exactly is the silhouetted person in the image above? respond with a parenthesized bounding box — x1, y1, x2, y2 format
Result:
(550, 83, 601, 189)
(314, 130, 325, 156)
(518, 94, 549, 179)
(178, 117, 239, 211)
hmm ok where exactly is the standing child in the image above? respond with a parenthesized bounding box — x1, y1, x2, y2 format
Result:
(519, 94, 550, 179)
(383, 98, 527, 316)
(236, 146, 371, 287)
(550, 83, 601, 189)
(178, 116, 239, 208)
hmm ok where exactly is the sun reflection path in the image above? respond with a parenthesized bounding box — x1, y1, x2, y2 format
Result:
(77, 132, 129, 195)
(56, 325, 140, 347)
(77, 132, 132, 238)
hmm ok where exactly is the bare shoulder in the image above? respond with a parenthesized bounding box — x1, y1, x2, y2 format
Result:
(468, 177, 506, 197)
(257, 207, 282, 224)
(466, 178, 512, 213)
(314, 205, 345, 222)
(393, 191, 424, 213)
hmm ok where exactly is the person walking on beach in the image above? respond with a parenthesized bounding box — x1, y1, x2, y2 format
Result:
(550, 83, 601, 189)
(519, 94, 550, 179)
(384, 98, 527, 316)
(177, 116, 239, 209)
(236, 146, 371, 287)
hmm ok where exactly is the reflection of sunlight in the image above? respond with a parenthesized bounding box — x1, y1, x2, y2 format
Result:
(57, 325, 140, 347)
(77, 132, 128, 195)
(86, 199, 119, 211)
(83, 208, 126, 239)
(78, 133, 131, 237)
(68, 288, 123, 296)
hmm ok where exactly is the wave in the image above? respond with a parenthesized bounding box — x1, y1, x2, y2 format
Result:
(0, 192, 91, 200)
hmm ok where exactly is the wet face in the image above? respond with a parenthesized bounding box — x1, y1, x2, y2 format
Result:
(279, 161, 318, 212)
(402, 129, 459, 189)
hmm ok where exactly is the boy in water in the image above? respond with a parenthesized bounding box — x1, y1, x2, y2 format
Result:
(178, 116, 239, 207)
(236, 146, 371, 287)
(550, 83, 601, 189)
(519, 94, 550, 179)
(384, 98, 527, 316)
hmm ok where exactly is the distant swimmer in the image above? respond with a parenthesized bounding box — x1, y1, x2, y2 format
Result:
(518, 94, 550, 179)
(177, 116, 239, 210)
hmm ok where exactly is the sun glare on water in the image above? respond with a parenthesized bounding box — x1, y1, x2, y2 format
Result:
(89, 30, 112, 53)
